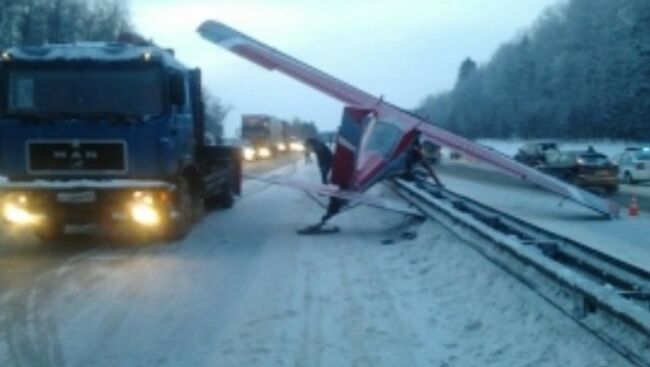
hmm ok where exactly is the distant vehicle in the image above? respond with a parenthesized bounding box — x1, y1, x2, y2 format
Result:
(241, 114, 288, 159)
(288, 139, 306, 152)
(514, 142, 559, 166)
(541, 150, 618, 194)
(615, 147, 650, 184)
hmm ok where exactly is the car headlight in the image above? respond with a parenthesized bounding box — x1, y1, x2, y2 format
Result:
(290, 142, 305, 152)
(258, 147, 271, 158)
(277, 143, 287, 151)
(243, 147, 256, 161)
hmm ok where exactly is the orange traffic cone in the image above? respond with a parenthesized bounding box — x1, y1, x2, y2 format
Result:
(628, 196, 639, 217)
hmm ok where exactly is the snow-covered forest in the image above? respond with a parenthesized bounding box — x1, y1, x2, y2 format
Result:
(415, 0, 650, 140)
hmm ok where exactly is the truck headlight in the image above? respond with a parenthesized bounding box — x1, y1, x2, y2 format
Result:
(243, 147, 256, 161)
(130, 203, 160, 226)
(129, 191, 161, 226)
(290, 142, 305, 152)
(277, 143, 287, 152)
(2, 196, 42, 226)
(258, 147, 271, 158)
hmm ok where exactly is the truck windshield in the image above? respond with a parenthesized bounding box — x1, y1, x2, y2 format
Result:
(242, 125, 270, 141)
(3, 67, 164, 119)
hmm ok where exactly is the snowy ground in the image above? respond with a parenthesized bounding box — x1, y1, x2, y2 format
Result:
(0, 161, 634, 366)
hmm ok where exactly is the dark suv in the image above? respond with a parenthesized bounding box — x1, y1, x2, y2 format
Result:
(514, 142, 558, 167)
(541, 150, 619, 194)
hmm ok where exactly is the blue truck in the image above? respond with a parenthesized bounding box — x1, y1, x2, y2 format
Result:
(0, 42, 241, 240)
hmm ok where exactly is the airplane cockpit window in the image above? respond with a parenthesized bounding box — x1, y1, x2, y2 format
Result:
(362, 120, 404, 157)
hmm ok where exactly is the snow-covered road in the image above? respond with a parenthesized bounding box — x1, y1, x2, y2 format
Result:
(0, 161, 633, 366)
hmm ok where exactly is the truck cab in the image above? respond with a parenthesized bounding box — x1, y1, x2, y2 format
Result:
(241, 114, 288, 160)
(0, 42, 240, 240)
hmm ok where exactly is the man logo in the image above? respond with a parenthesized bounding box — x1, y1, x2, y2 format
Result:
(31, 141, 125, 174)
(53, 151, 67, 159)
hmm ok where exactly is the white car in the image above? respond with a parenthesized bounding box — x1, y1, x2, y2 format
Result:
(616, 147, 650, 184)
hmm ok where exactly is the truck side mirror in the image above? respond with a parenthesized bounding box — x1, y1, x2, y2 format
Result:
(169, 74, 185, 108)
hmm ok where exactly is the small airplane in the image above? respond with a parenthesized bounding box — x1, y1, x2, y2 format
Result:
(197, 20, 619, 233)
(244, 103, 434, 233)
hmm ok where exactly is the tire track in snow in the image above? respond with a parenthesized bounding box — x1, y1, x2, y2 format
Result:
(295, 260, 325, 367)
(349, 214, 419, 367)
(241, 159, 298, 200)
(0, 249, 100, 367)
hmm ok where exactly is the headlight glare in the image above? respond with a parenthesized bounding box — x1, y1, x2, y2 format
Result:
(129, 191, 162, 226)
(130, 203, 160, 226)
(258, 147, 271, 158)
(3, 202, 41, 225)
(243, 147, 256, 161)
(290, 142, 305, 152)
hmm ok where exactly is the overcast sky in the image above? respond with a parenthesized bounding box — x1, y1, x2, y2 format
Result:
(131, 0, 561, 136)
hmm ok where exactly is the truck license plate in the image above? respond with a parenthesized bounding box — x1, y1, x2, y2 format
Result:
(57, 191, 97, 203)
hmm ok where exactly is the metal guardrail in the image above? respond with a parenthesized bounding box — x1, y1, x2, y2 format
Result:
(392, 179, 650, 367)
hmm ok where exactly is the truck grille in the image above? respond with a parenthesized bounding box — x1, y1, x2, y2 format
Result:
(28, 140, 127, 175)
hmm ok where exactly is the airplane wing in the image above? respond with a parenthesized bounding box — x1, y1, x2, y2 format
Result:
(198, 20, 619, 218)
(197, 21, 378, 108)
(245, 174, 423, 217)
